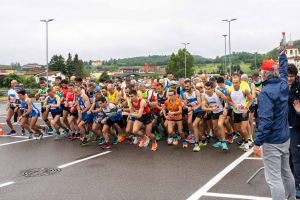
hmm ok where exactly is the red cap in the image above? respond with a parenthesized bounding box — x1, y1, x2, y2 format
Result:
(261, 60, 277, 71)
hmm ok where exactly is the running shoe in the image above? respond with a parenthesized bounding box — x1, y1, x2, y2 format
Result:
(138, 136, 149, 148)
(221, 142, 229, 151)
(243, 142, 250, 152)
(199, 140, 207, 147)
(98, 137, 105, 145)
(48, 127, 54, 135)
(54, 132, 61, 140)
(6, 130, 16, 136)
(248, 139, 254, 147)
(118, 135, 126, 143)
(144, 137, 150, 147)
(155, 132, 162, 141)
(182, 141, 188, 148)
(133, 136, 140, 145)
(186, 134, 195, 144)
(63, 129, 70, 137)
(232, 133, 239, 141)
(151, 141, 158, 151)
(112, 136, 118, 145)
(193, 144, 200, 152)
(21, 129, 26, 136)
(172, 136, 179, 146)
(101, 142, 111, 150)
(213, 141, 222, 148)
(36, 133, 43, 140)
(239, 142, 245, 149)
(71, 133, 81, 140)
(80, 138, 89, 146)
(167, 137, 173, 145)
(28, 132, 33, 139)
(237, 139, 245, 146)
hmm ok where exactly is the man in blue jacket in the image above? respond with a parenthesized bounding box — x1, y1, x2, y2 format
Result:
(254, 45, 296, 199)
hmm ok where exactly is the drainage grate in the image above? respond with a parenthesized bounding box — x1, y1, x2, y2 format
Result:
(22, 168, 61, 177)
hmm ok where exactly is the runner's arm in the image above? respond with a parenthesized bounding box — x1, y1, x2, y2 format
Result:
(23, 99, 32, 116)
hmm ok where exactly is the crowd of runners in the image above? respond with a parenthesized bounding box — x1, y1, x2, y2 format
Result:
(4, 69, 264, 153)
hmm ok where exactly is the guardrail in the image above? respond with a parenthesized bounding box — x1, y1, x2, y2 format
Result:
(0, 89, 37, 96)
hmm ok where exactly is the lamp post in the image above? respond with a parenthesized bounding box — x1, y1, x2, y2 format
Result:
(40, 19, 54, 88)
(222, 18, 237, 75)
(222, 34, 227, 74)
(181, 42, 190, 78)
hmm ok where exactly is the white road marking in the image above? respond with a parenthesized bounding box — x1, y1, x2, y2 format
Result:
(203, 192, 272, 200)
(186, 149, 254, 200)
(58, 151, 112, 169)
(245, 157, 262, 160)
(0, 181, 15, 188)
(0, 136, 52, 147)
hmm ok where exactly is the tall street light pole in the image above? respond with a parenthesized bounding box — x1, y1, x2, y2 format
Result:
(222, 34, 227, 74)
(181, 42, 190, 78)
(40, 19, 54, 89)
(222, 18, 237, 75)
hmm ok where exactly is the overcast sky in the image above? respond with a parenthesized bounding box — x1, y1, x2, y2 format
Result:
(0, 0, 299, 65)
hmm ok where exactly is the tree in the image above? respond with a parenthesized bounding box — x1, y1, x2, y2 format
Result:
(166, 48, 194, 78)
(63, 53, 76, 78)
(73, 54, 86, 77)
(99, 71, 110, 82)
(49, 55, 65, 71)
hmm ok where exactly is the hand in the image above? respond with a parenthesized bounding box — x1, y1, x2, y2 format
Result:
(293, 100, 300, 113)
(212, 106, 218, 111)
(253, 145, 262, 157)
(87, 111, 91, 115)
(45, 105, 51, 109)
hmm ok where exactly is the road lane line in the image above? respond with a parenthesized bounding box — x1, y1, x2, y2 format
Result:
(0, 181, 15, 188)
(57, 151, 111, 169)
(245, 157, 262, 160)
(203, 192, 272, 200)
(0, 136, 52, 147)
(186, 149, 254, 200)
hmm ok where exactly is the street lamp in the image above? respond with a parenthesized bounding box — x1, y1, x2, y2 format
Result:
(222, 34, 227, 74)
(181, 42, 190, 78)
(222, 18, 237, 75)
(40, 19, 54, 88)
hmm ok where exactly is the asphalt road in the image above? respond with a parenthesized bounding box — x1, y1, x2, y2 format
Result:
(0, 102, 274, 200)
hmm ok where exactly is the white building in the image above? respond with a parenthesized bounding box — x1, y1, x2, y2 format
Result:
(286, 39, 300, 71)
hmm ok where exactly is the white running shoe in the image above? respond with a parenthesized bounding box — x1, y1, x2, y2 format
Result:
(144, 136, 150, 147)
(167, 137, 173, 145)
(193, 144, 201, 152)
(133, 136, 140, 145)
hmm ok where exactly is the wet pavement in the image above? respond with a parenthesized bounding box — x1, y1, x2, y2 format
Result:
(0, 102, 275, 200)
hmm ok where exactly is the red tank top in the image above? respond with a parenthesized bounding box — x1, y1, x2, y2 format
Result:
(131, 98, 151, 116)
(62, 88, 68, 98)
(66, 92, 75, 109)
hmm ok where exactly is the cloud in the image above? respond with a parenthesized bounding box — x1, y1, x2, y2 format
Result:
(0, 0, 299, 65)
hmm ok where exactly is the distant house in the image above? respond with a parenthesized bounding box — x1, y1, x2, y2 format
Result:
(21, 63, 44, 71)
(91, 60, 102, 67)
(112, 67, 164, 79)
(286, 39, 300, 71)
(34, 71, 66, 84)
(0, 65, 15, 75)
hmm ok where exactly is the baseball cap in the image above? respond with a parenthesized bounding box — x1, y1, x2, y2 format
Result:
(94, 86, 101, 93)
(261, 60, 277, 71)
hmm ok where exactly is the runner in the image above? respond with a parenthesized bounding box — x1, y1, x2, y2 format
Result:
(227, 74, 253, 151)
(129, 90, 157, 151)
(202, 81, 229, 151)
(163, 89, 187, 148)
(6, 80, 18, 135)
(64, 84, 79, 140)
(75, 86, 93, 146)
(44, 88, 68, 139)
(98, 96, 123, 149)
(17, 89, 43, 139)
